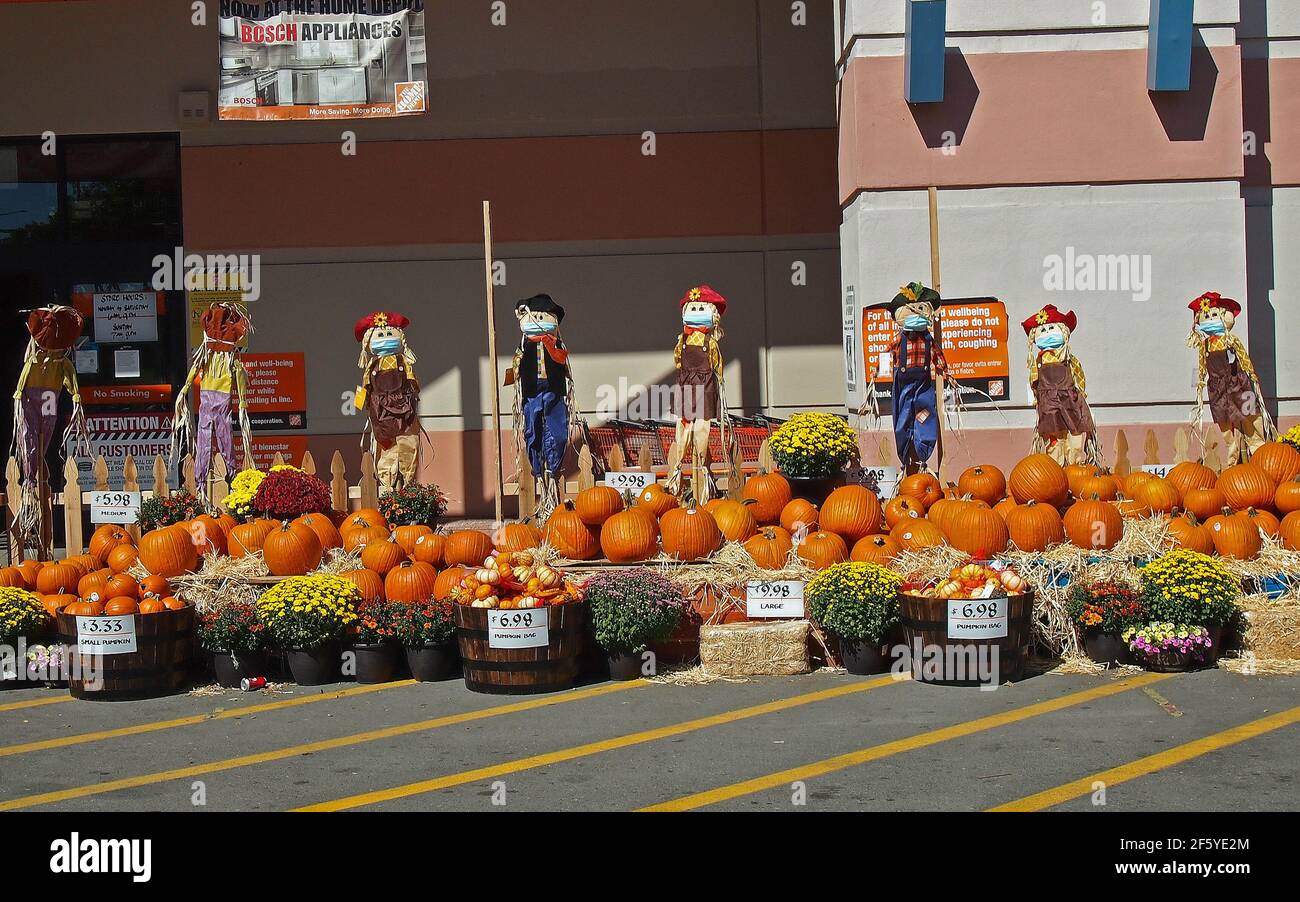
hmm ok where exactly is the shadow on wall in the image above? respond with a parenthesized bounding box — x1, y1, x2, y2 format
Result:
(1149, 36, 1220, 142)
(907, 49, 979, 149)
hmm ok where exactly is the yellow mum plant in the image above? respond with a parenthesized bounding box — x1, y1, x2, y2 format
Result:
(256, 575, 360, 650)
(769, 412, 860, 479)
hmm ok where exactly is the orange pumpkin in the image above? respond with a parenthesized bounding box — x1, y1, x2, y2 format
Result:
(1065, 463, 1097, 497)
(15, 560, 40, 589)
(105, 543, 140, 574)
(795, 530, 848, 570)
(0, 566, 26, 588)
(360, 538, 408, 576)
(741, 472, 794, 525)
(600, 509, 661, 563)
(139, 574, 170, 599)
(943, 504, 1009, 557)
(444, 530, 495, 567)
(543, 504, 600, 561)
(410, 532, 446, 567)
(956, 465, 1006, 506)
(1279, 511, 1300, 551)
(35, 561, 81, 596)
(391, 524, 434, 555)
(897, 472, 942, 510)
(1242, 507, 1280, 539)
(1122, 470, 1155, 498)
(42, 594, 76, 616)
(710, 499, 758, 543)
(341, 568, 386, 604)
(187, 515, 229, 557)
(293, 514, 343, 551)
(349, 508, 389, 531)
(1182, 486, 1227, 521)
(743, 526, 794, 570)
(229, 521, 275, 559)
(993, 496, 1019, 522)
(263, 522, 324, 576)
(105, 573, 140, 600)
(1006, 500, 1065, 552)
(88, 526, 133, 565)
(162, 596, 188, 611)
(65, 600, 105, 617)
(138, 526, 200, 578)
(890, 518, 946, 552)
(779, 498, 819, 535)
(573, 486, 625, 527)
(434, 567, 467, 601)
(1132, 476, 1181, 516)
(65, 554, 98, 576)
(1275, 477, 1300, 516)
(384, 561, 440, 603)
(851, 534, 901, 566)
(819, 486, 883, 543)
(1164, 512, 1215, 554)
(138, 598, 166, 615)
(1217, 463, 1276, 512)
(634, 484, 680, 519)
(1115, 494, 1149, 519)
(660, 506, 723, 561)
(1209, 510, 1262, 560)
(883, 494, 926, 530)
(1076, 471, 1120, 502)
(1063, 497, 1124, 550)
(1250, 441, 1300, 485)
(494, 522, 543, 554)
(1167, 460, 1217, 498)
(104, 597, 139, 616)
(1008, 454, 1070, 506)
(342, 519, 390, 554)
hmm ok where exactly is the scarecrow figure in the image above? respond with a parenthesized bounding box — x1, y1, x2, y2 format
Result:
(10, 304, 90, 545)
(664, 286, 730, 505)
(1188, 292, 1273, 465)
(1022, 304, 1100, 466)
(355, 311, 424, 491)
(172, 301, 253, 497)
(868, 283, 947, 473)
(504, 294, 577, 524)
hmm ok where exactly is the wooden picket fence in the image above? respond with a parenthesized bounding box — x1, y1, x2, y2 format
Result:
(1, 450, 384, 564)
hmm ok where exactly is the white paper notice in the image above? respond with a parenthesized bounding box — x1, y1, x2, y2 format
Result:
(114, 349, 142, 379)
(745, 580, 806, 619)
(487, 609, 550, 649)
(947, 597, 1009, 640)
(94, 292, 158, 344)
(76, 615, 138, 655)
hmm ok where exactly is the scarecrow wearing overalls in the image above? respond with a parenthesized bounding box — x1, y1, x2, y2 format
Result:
(172, 302, 253, 497)
(870, 283, 946, 473)
(1022, 304, 1100, 466)
(355, 311, 423, 491)
(10, 305, 90, 545)
(1188, 292, 1273, 465)
(504, 294, 576, 524)
(665, 286, 730, 505)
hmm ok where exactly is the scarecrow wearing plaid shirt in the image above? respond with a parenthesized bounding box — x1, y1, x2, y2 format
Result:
(1187, 291, 1273, 465)
(1022, 304, 1099, 465)
(869, 283, 947, 472)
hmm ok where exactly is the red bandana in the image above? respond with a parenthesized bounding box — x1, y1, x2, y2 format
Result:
(528, 334, 569, 364)
(684, 326, 712, 336)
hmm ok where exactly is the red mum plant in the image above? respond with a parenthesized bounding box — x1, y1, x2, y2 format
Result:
(252, 468, 332, 520)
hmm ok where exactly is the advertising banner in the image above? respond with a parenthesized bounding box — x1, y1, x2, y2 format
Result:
(218, 1, 428, 122)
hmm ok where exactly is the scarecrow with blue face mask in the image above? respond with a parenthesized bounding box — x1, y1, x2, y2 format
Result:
(871, 282, 947, 472)
(1187, 292, 1273, 464)
(355, 311, 423, 491)
(665, 285, 729, 504)
(1022, 304, 1099, 465)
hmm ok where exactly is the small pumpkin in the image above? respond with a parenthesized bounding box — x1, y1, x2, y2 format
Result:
(890, 518, 946, 552)
(88, 526, 133, 566)
(1063, 496, 1123, 550)
(1006, 500, 1065, 552)
(105, 573, 140, 600)
(391, 524, 435, 555)
(294, 514, 344, 551)
(263, 522, 324, 576)
(744, 526, 794, 570)
(851, 533, 901, 566)
(229, 521, 275, 559)
(795, 530, 848, 570)
(1182, 486, 1227, 521)
(819, 486, 883, 543)
(884, 494, 926, 530)
(140, 574, 170, 599)
(340, 568, 386, 604)
(600, 508, 660, 563)
(42, 594, 76, 616)
(897, 472, 942, 509)
(710, 499, 758, 543)
(65, 600, 105, 617)
(105, 543, 140, 574)
(76, 570, 110, 601)
(634, 484, 680, 519)
(1164, 512, 1215, 555)
(384, 561, 440, 603)
(741, 471, 794, 525)
(494, 522, 543, 554)
(956, 465, 1006, 506)
(138, 597, 166, 615)
(1209, 510, 1262, 560)
(104, 597, 139, 616)
(779, 498, 819, 536)
(410, 532, 446, 567)
(1132, 476, 1181, 516)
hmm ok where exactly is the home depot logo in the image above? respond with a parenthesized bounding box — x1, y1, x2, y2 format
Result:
(395, 81, 426, 114)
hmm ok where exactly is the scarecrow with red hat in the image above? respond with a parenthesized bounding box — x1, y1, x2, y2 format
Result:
(10, 304, 90, 545)
(355, 311, 424, 491)
(664, 285, 730, 503)
(1021, 304, 1100, 465)
(172, 301, 253, 497)
(1187, 292, 1273, 464)
(503, 294, 576, 523)
(867, 282, 948, 472)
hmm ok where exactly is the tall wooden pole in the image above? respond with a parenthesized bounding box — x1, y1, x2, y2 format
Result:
(483, 201, 505, 522)
(928, 186, 947, 482)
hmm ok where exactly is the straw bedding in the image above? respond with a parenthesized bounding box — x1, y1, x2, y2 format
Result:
(698, 620, 811, 677)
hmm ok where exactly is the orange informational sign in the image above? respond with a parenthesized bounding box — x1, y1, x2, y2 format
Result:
(218, 93, 424, 121)
(81, 384, 173, 406)
(241, 353, 307, 430)
(249, 436, 309, 470)
(863, 298, 1011, 409)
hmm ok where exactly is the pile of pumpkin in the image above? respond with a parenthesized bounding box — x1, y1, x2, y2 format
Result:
(0, 524, 191, 618)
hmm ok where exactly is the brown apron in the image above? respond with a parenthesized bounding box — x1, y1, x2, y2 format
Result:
(1206, 349, 1257, 428)
(1034, 361, 1095, 437)
(366, 367, 420, 446)
(676, 342, 720, 422)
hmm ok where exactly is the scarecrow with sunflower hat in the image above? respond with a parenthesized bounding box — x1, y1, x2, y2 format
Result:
(355, 311, 425, 491)
(664, 285, 731, 504)
(1021, 303, 1100, 465)
(1187, 291, 1273, 464)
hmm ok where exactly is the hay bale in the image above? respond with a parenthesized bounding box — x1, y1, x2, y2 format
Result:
(1238, 594, 1300, 661)
(699, 620, 810, 677)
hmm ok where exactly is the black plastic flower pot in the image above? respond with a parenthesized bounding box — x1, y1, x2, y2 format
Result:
(839, 639, 890, 675)
(286, 643, 341, 686)
(352, 643, 399, 684)
(607, 651, 645, 681)
(405, 642, 460, 682)
(1082, 628, 1131, 666)
(784, 474, 847, 506)
(211, 650, 268, 689)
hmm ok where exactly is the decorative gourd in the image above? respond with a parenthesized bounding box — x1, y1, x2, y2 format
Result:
(1217, 463, 1276, 511)
(1166, 461, 1216, 498)
(229, 521, 275, 559)
(741, 472, 793, 525)
(494, 522, 543, 554)
(138, 526, 200, 578)
(1209, 510, 1262, 560)
(543, 503, 601, 561)
(1250, 441, 1300, 485)
(1132, 476, 1180, 516)
(890, 518, 945, 552)
(660, 505, 723, 561)
(573, 485, 625, 527)
(293, 514, 343, 551)
(1063, 496, 1124, 550)
(1008, 454, 1070, 506)
(434, 567, 468, 601)
(360, 537, 408, 576)
(1006, 500, 1065, 552)
(897, 472, 942, 509)
(1164, 512, 1215, 555)
(88, 526, 133, 566)
(710, 499, 758, 543)
(340, 568, 386, 604)
(600, 509, 660, 563)
(851, 533, 902, 566)
(634, 484, 680, 519)
(819, 486, 883, 543)
(262, 522, 324, 576)
(957, 466, 1006, 506)
(1280, 511, 1300, 551)
(883, 495, 925, 530)
(36, 561, 81, 596)
(779, 498, 819, 535)
(384, 561, 440, 603)
(443, 530, 495, 567)
(943, 504, 1009, 557)
(1182, 486, 1227, 521)
(795, 530, 848, 570)
(410, 532, 446, 567)
(105, 544, 140, 574)
(744, 526, 794, 570)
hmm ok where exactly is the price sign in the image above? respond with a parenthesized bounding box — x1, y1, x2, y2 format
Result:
(89, 490, 142, 525)
(947, 598, 1008, 640)
(487, 609, 550, 649)
(1141, 464, 1173, 478)
(76, 615, 138, 655)
(603, 472, 656, 492)
(861, 466, 900, 498)
(745, 580, 806, 619)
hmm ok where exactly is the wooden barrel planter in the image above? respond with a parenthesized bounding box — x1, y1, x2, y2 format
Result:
(651, 585, 749, 666)
(55, 608, 197, 701)
(898, 591, 1034, 686)
(455, 602, 587, 695)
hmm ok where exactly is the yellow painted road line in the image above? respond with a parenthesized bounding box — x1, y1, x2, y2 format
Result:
(0, 680, 642, 811)
(639, 672, 1173, 812)
(0, 680, 417, 759)
(989, 703, 1300, 812)
(0, 695, 74, 714)
(1142, 685, 1183, 718)
(293, 675, 906, 812)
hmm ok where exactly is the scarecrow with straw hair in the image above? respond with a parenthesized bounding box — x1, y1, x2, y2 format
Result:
(355, 311, 424, 491)
(1021, 304, 1101, 466)
(1187, 291, 1273, 464)
(664, 285, 732, 505)
(10, 303, 90, 546)
(866, 282, 947, 473)
(172, 301, 253, 499)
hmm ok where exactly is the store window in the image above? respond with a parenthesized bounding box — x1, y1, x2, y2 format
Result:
(0, 143, 59, 246)
(64, 139, 181, 241)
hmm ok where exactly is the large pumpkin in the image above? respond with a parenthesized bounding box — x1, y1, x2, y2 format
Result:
(0, 567, 26, 589)
(410, 532, 446, 567)
(744, 526, 794, 570)
(779, 498, 819, 535)
(444, 530, 495, 567)
(1006, 500, 1065, 552)
(494, 522, 543, 554)
(229, 520, 275, 559)
(574, 486, 624, 527)
(543, 504, 600, 561)
(360, 537, 408, 576)
(105, 544, 140, 574)
(384, 561, 440, 603)
(1167, 461, 1218, 498)
(36, 561, 81, 596)
(1182, 486, 1227, 521)
(188, 515, 229, 557)
(1164, 513, 1214, 555)
(851, 534, 901, 566)
(634, 484, 680, 519)
(294, 514, 343, 551)
(660, 506, 723, 562)
(957, 465, 1006, 506)
(1280, 511, 1300, 551)
(1209, 510, 1262, 560)
(795, 530, 848, 571)
(819, 486, 883, 543)
(138, 526, 200, 578)
(897, 472, 942, 509)
(1008, 454, 1070, 506)
(741, 472, 793, 525)
(340, 568, 385, 604)
(1242, 507, 1280, 539)
(943, 504, 1009, 557)
(1218, 463, 1276, 511)
(710, 499, 758, 543)
(1250, 441, 1300, 485)
(263, 522, 324, 576)
(1275, 477, 1300, 516)
(1063, 497, 1124, 550)
(1132, 476, 1180, 517)
(434, 567, 467, 601)
(600, 508, 660, 563)
(890, 518, 945, 552)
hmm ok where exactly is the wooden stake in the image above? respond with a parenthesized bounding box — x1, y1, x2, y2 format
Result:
(928, 186, 947, 483)
(483, 201, 505, 523)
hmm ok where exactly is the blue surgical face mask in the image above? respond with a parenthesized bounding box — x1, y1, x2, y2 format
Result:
(903, 315, 930, 332)
(1197, 320, 1226, 336)
(371, 338, 402, 357)
(1035, 333, 1065, 351)
(522, 320, 556, 335)
(683, 311, 714, 328)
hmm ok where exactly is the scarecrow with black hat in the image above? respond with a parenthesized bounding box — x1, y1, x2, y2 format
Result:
(868, 282, 947, 473)
(355, 311, 424, 491)
(664, 285, 729, 504)
(1188, 291, 1273, 464)
(172, 301, 253, 497)
(1021, 304, 1100, 465)
(505, 294, 576, 523)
